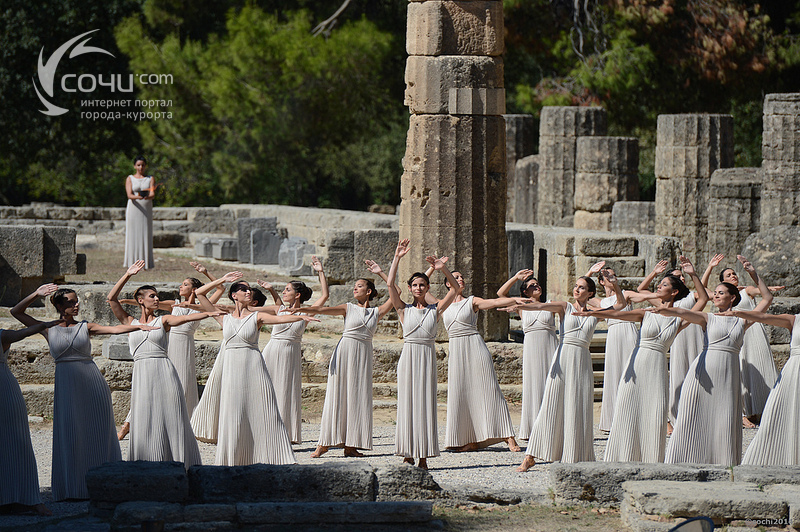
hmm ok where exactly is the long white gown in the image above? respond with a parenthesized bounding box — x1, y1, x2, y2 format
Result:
(735, 290, 778, 418)
(668, 293, 706, 424)
(49, 322, 121, 500)
(0, 333, 41, 506)
(599, 294, 639, 432)
(123, 175, 154, 269)
(317, 303, 378, 450)
(395, 304, 440, 459)
(166, 305, 201, 414)
(262, 306, 306, 444)
(666, 314, 745, 466)
(216, 313, 295, 465)
(742, 315, 800, 465)
(443, 297, 515, 448)
(525, 304, 597, 463)
(128, 317, 201, 468)
(191, 344, 225, 443)
(604, 312, 681, 463)
(518, 307, 559, 440)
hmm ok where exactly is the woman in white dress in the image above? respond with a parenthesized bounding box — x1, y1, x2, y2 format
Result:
(194, 272, 318, 465)
(1, 319, 63, 515)
(123, 156, 155, 269)
(657, 255, 773, 466)
(107, 260, 221, 467)
(260, 257, 329, 444)
(498, 269, 559, 441)
(726, 310, 800, 465)
(10, 285, 155, 500)
(513, 275, 619, 471)
(386, 239, 459, 470)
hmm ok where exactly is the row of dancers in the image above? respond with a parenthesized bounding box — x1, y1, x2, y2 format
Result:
(1, 242, 797, 514)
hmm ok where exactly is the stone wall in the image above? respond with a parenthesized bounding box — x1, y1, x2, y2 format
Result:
(505, 114, 537, 223)
(707, 167, 761, 274)
(761, 93, 800, 228)
(611, 201, 655, 234)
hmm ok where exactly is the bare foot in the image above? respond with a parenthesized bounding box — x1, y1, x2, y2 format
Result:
(667, 422, 674, 436)
(35, 504, 52, 516)
(418, 458, 428, 470)
(507, 437, 521, 452)
(344, 447, 364, 457)
(117, 422, 130, 441)
(403, 457, 415, 466)
(454, 442, 479, 452)
(310, 446, 329, 458)
(742, 416, 756, 429)
(517, 455, 536, 472)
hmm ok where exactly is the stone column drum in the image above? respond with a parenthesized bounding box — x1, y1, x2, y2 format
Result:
(504, 114, 536, 223)
(402, 0, 508, 339)
(761, 93, 800, 227)
(708, 168, 761, 276)
(512, 154, 540, 224)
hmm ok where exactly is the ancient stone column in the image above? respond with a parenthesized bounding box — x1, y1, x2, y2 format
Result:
(573, 137, 639, 231)
(537, 106, 607, 226)
(511, 154, 539, 224)
(654, 114, 734, 265)
(504, 114, 536, 222)
(402, 0, 508, 339)
(708, 168, 761, 274)
(761, 93, 800, 227)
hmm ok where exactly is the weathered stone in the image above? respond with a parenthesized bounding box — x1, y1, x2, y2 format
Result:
(573, 210, 612, 231)
(188, 208, 235, 234)
(0, 225, 44, 277)
(236, 218, 278, 263)
(250, 228, 282, 265)
(279, 237, 315, 276)
(508, 155, 538, 224)
(43, 283, 178, 326)
(506, 228, 534, 282)
(636, 235, 682, 279)
(4, 338, 55, 384)
(760, 160, 800, 228)
(42, 226, 78, 275)
(448, 87, 506, 115)
(733, 465, 800, 485)
(321, 231, 355, 283)
(210, 238, 238, 261)
(152, 232, 188, 248)
(236, 501, 433, 525)
(576, 136, 638, 173)
(110, 390, 131, 423)
(374, 464, 443, 501)
(86, 461, 189, 503)
(95, 356, 133, 388)
(20, 384, 54, 417)
(741, 226, 800, 297)
(194, 238, 213, 258)
(708, 168, 761, 268)
(407, 1, 503, 56)
(655, 176, 710, 263)
(153, 208, 188, 221)
(575, 235, 636, 257)
(539, 106, 607, 138)
(182, 504, 237, 522)
(354, 229, 398, 279)
(763, 92, 800, 116)
(575, 256, 645, 277)
(112, 502, 184, 525)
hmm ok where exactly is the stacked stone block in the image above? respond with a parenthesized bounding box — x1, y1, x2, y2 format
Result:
(537, 106, 607, 226)
(762, 93, 800, 227)
(655, 114, 734, 265)
(504, 114, 537, 222)
(510, 155, 539, 224)
(401, 0, 508, 340)
(708, 168, 761, 272)
(574, 137, 639, 231)
(611, 202, 655, 234)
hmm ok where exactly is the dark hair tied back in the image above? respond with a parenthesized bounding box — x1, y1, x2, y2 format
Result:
(133, 155, 147, 165)
(407, 272, 430, 286)
(663, 274, 690, 302)
(289, 281, 313, 303)
(520, 275, 540, 297)
(718, 268, 735, 283)
(187, 277, 202, 290)
(251, 287, 267, 307)
(719, 282, 742, 307)
(578, 276, 597, 297)
(50, 288, 77, 311)
(357, 278, 377, 301)
(228, 281, 250, 299)
(134, 285, 157, 303)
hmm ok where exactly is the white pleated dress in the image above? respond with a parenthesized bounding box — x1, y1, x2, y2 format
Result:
(518, 307, 559, 440)
(396, 304, 440, 459)
(742, 315, 800, 465)
(604, 312, 681, 463)
(191, 344, 225, 443)
(317, 303, 378, 450)
(525, 305, 597, 463)
(665, 314, 745, 466)
(0, 333, 41, 506)
(49, 322, 121, 500)
(217, 313, 295, 465)
(443, 297, 516, 449)
(128, 317, 201, 468)
(668, 293, 706, 424)
(599, 295, 639, 432)
(166, 305, 201, 414)
(262, 306, 306, 444)
(123, 175, 154, 269)
(735, 290, 778, 418)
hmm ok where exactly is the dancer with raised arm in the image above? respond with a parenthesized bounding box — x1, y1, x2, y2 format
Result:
(261, 256, 329, 444)
(194, 273, 318, 465)
(107, 260, 221, 467)
(513, 274, 616, 471)
(11, 285, 156, 500)
(656, 255, 773, 466)
(498, 270, 559, 440)
(1, 319, 63, 515)
(387, 239, 460, 469)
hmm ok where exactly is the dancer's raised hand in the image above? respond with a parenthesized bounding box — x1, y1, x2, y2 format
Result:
(514, 269, 534, 281)
(395, 239, 410, 258)
(221, 271, 243, 283)
(425, 255, 448, 270)
(588, 261, 606, 275)
(709, 253, 724, 268)
(35, 284, 59, 298)
(679, 256, 696, 275)
(311, 256, 324, 272)
(737, 255, 755, 274)
(653, 260, 668, 275)
(127, 260, 145, 276)
(190, 261, 208, 275)
(365, 259, 383, 274)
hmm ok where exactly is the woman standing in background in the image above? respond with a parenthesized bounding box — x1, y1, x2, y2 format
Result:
(124, 156, 155, 269)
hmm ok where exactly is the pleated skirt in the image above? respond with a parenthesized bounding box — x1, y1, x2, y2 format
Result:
(129, 357, 201, 468)
(317, 337, 374, 450)
(395, 343, 439, 459)
(742, 356, 800, 465)
(191, 345, 225, 443)
(445, 334, 514, 448)
(0, 364, 41, 506)
(668, 324, 704, 424)
(665, 349, 742, 466)
(740, 323, 778, 418)
(600, 323, 639, 432)
(263, 339, 302, 444)
(52, 360, 121, 500)
(604, 347, 668, 462)
(519, 330, 558, 440)
(525, 344, 595, 463)
(167, 333, 199, 415)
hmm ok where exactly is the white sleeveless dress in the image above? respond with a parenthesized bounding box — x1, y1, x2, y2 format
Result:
(735, 290, 778, 418)
(49, 322, 121, 500)
(128, 317, 201, 467)
(742, 315, 800, 465)
(317, 303, 378, 450)
(262, 306, 307, 444)
(167, 305, 201, 414)
(525, 304, 597, 463)
(443, 297, 515, 449)
(124, 175, 154, 268)
(666, 314, 745, 466)
(668, 293, 706, 424)
(518, 306, 559, 440)
(604, 312, 681, 462)
(191, 343, 226, 443)
(395, 304, 440, 459)
(217, 313, 295, 465)
(0, 333, 41, 506)
(599, 294, 639, 432)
